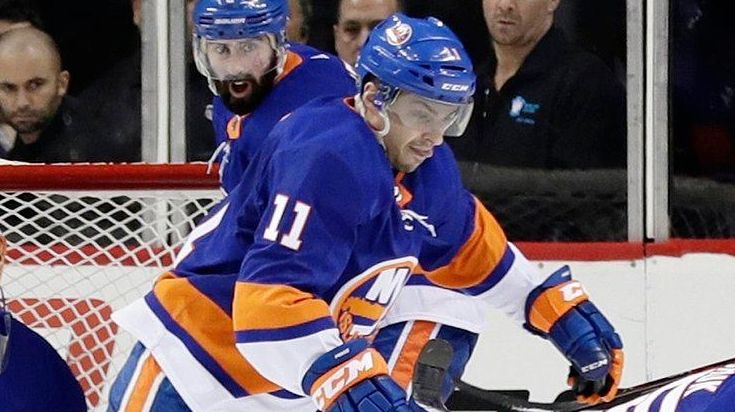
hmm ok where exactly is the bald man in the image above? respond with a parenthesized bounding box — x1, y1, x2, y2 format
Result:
(333, 0, 402, 66)
(0, 0, 45, 158)
(0, 27, 88, 162)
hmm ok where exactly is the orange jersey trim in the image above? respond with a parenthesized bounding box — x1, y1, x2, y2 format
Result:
(153, 277, 280, 394)
(233, 282, 332, 330)
(419, 197, 507, 288)
(527, 280, 589, 334)
(275, 51, 304, 83)
(124, 353, 162, 412)
(394, 173, 413, 208)
(390, 321, 436, 389)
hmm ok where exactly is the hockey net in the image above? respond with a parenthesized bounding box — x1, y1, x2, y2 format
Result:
(0, 163, 222, 411)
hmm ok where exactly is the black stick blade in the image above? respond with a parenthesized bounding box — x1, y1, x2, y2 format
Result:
(413, 339, 454, 411)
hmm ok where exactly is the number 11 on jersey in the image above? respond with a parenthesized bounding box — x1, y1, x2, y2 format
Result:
(263, 194, 312, 251)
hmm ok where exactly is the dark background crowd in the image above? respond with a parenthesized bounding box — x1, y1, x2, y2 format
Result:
(0, 0, 733, 241)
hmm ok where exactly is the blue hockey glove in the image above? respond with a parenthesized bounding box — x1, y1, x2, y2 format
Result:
(525, 266, 624, 405)
(302, 339, 425, 411)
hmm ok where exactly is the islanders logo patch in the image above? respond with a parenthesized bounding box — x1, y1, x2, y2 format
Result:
(385, 21, 413, 46)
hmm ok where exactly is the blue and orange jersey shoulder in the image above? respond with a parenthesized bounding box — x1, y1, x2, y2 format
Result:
(212, 44, 357, 193)
(398, 144, 512, 293)
(148, 97, 418, 396)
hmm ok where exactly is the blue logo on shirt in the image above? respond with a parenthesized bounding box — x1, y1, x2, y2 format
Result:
(509, 96, 540, 125)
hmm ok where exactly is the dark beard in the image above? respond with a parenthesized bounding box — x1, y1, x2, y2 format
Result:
(215, 70, 277, 115)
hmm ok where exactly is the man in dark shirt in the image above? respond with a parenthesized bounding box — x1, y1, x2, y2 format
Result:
(449, 0, 626, 169)
(0, 27, 89, 163)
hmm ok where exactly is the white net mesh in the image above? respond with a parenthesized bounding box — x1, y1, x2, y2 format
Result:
(0, 165, 222, 411)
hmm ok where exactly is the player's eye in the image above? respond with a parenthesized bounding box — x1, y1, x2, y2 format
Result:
(213, 44, 230, 55)
(239, 41, 257, 53)
(411, 111, 433, 123)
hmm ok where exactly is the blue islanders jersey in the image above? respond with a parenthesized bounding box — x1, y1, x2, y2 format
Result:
(211, 44, 357, 193)
(381, 143, 550, 341)
(0, 312, 86, 411)
(604, 363, 735, 411)
(113, 97, 420, 411)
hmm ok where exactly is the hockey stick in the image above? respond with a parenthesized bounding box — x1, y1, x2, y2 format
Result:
(413, 339, 581, 412)
(414, 338, 735, 412)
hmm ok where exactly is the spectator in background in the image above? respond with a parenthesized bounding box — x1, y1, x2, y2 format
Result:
(448, 0, 626, 169)
(333, 0, 402, 66)
(287, 0, 311, 43)
(75, 0, 213, 162)
(0, 0, 45, 158)
(672, 0, 735, 181)
(0, 27, 89, 162)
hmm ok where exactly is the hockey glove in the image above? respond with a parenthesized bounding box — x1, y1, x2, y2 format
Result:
(525, 266, 624, 405)
(302, 339, 424, 412)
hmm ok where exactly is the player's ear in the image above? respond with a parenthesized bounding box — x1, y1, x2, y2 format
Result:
(361, 81, 380, 110)
(360, 81, 386, 132)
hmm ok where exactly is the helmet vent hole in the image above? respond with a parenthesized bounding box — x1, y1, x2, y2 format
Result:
(422, 75, 434, 86)
(442, 65, 467, 72)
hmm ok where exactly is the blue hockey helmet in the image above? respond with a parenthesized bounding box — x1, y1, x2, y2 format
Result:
(355, 14, 476, 136)
(193, 0, 288, 89)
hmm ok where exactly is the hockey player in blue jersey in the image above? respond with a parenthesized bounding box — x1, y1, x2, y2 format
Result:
(109, 10, 624, 412)
(194, 0, 486, 403)
(193, 0, 356, 193)
(0, 233, 86, 411)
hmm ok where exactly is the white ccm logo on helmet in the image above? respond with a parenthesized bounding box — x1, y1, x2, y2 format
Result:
(441, 83, 470, 92)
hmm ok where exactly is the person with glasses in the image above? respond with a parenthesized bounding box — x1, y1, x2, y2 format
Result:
(0, 233, 86, 411)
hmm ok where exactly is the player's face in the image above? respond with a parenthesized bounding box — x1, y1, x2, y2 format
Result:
(383, 93, 460, 172)
(0, 50, 68, 136)
(201, 36, 279, 115)
(333, 0, 399, 66)
(483, 0, 558, 47)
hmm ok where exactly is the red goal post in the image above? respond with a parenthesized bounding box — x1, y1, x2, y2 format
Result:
(0, 163, 222, 411)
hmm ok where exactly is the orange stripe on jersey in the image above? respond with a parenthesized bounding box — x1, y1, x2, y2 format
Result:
(330, 257, 418, 321)
(124, 354, 162, 412)
(153, 278, 280, 394)
(233, 282, 332, 330)
(226, 115, 244, 141)
(274, 51, 304, 83)
(420, 197, 507, 288)
(528, 280, 589, 334)
(390, 321, 435, 389)
(394, 173, 413, 208)
(155, 271, 177, 283)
